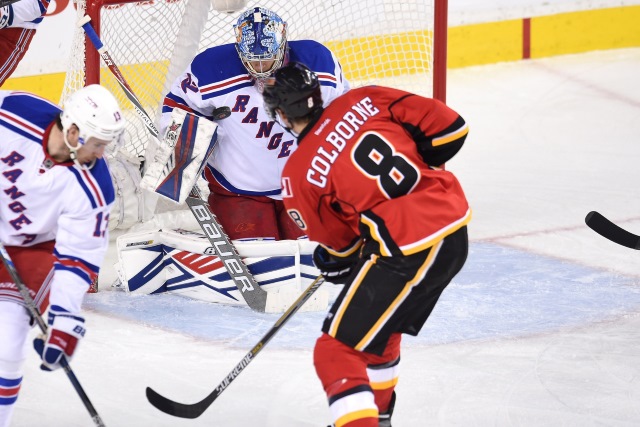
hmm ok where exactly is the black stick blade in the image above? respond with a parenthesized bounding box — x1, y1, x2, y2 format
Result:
(146, 387, 210, 419)
(585, 211, 640, 250)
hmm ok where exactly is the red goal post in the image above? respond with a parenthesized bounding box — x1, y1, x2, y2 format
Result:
(63, 0, 448, 162)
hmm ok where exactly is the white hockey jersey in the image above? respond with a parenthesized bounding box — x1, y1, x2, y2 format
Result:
(160, 40, 350, 199)
(0, 0, 49, 30)
(0, 91, 114, 312)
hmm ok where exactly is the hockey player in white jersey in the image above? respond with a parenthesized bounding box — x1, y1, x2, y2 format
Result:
(0, 84, 124, 427)
(160, 6, 350, 241)
(0, 0, 51, 86)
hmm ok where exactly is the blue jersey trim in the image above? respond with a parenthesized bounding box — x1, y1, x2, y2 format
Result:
(201, 81, 253, 100)
(67, 159, 114, 208)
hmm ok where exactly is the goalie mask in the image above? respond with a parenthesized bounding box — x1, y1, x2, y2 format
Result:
(234, 7, 288, 79)
(60, 84, 125, 170)
(262, 62, 323, 122)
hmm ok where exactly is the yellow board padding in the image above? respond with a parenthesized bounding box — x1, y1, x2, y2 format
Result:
(448, 19, 523, 68)
(1, 73, 66, 104)
(531, 6, 640, 58)
(325, 29, 434, 81)
(0, 60, 171, 107)
(447, 5, 640, 68)
(99, 60, 170, 108)
(3, 5, 640, 101)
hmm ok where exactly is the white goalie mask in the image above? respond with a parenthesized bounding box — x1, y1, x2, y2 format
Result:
(60, 84, 126, 169)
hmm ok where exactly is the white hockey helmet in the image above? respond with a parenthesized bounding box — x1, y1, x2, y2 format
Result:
(60, 84, 125, 168)
(234, 7, 288, 79)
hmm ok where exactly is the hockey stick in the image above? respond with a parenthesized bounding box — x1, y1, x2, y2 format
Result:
(585, 211, 640, 250)
(145, 275, 325, 418)
(0, 243, 107, 427)
(79, 15, 268, 312)
(0, 0, 21, 7)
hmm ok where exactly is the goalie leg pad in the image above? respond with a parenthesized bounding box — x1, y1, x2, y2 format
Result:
(116, 229, 328, 312)
(141, 109, 218, 203)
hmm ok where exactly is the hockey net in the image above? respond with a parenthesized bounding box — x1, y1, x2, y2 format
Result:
(62, 0, 447, 227)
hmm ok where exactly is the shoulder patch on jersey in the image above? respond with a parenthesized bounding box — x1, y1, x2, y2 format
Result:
(281, 177, 293, 198)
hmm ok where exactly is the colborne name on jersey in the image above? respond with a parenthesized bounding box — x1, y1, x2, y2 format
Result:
(308, 96, 380, 188)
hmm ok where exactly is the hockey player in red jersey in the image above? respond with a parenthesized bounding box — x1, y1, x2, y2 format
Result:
(0, 85, 125, 426)
(0, 0, 50, 86)
(263, 62, 471, 427)
(160, 6, 349, 241)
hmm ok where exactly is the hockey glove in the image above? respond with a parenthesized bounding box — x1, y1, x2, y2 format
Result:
(0, 6, 13, 30)
(33, 305, 86, 371)
(313, 246, 359, 285)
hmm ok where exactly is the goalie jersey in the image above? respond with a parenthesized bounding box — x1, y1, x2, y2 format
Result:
(281, 86, 471, 256)
(0, 91, 114, 309)
(160, 40, 350, 199)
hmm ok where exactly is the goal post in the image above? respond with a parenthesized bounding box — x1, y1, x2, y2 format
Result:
(63, 0, 448, 161)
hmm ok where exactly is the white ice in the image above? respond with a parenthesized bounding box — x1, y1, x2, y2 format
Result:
(11, 48, 640, 426)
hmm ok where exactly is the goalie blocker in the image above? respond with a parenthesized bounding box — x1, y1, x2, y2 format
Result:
(114, 228, 329, 313)
(141, 108, 218, 204)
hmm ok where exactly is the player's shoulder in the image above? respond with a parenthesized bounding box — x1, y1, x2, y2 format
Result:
(346, 85, 418, 106)
(191, 43, 247, 82)
(289, 40, 337, 72)
(0, 91, 60, 142)
(66, 159, 115, 209)
(188, 43, 252, 98)
(289, 40, 331, 56)
(285, 130, 320, 173)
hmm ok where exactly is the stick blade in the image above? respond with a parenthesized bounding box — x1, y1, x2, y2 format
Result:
(145, 387, 207, 419)
(585, 211, 640, 250)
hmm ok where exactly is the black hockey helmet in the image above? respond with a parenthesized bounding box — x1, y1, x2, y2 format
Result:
(262, 62, 323, 121)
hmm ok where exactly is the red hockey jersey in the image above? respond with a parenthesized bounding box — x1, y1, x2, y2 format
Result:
(281, 86, 471, 257)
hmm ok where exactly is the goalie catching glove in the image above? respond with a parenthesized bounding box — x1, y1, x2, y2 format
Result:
(33, 305, 86, 371)
(313, 245, 360, 285)
(141, 108, 218, 204)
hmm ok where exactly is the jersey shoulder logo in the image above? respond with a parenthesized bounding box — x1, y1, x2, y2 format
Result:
(181, 73, 199, 93)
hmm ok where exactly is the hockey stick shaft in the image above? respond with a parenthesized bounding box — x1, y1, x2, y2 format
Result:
(185, 188, 267, 311)
(585, 211, 640, 250)
(0, 243, 106, 427)
(79, 16, 266, 311)
(78, 15, 160, 138)
(146, 275, 325, 418)
(0, 0, 21, 7)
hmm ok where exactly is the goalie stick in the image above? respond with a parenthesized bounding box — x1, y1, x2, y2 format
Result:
(146, 275, 325, 418)
(78, 16, 269, 312)
(585, 211, 640, 250)
(0, 243, 107, 427)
